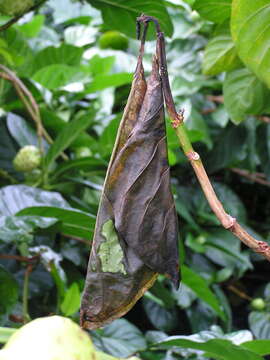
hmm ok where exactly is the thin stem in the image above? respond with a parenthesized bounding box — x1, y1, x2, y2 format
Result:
(137, 15, 270, 262)
(231, 168, 270, 187)
(22, 264, 32, 323)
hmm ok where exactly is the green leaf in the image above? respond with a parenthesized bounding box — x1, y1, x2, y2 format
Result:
(231, 0, 270, 88)
(0, 185, 69, 216)
(17, 206, 95, 240)
(86, 0, 173, 38)
(0, 265, 18, 319)
(0, 327, 16, 344)
(32, 64, 83, 90)
(25, 44, 83, 76)
(0, 117, 19, 176)
(242, 340, 270, 356)
(18, 15, 45, 38)
(84, 73, 133, 93)
(88, 55, 115, 76)
(93, 319, 146, 358)
(44, 115, 94, 169)
(249, 311, 270, 340)
(143, 298, 178, 332)
(60, 282, 81, 316)
(202, 35, 241, 75)
(182, 265, 225, 320)
(7, 113, 48, 150)
(223, 68, 270, 124)
(156, 338, 263, 360)
(193, 0, 232, 23)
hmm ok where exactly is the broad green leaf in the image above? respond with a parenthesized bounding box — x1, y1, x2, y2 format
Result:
(98, 220, 126, 274)
(85, 73, 133, 93)
(202, 35, 241, 75)
(25, 44, 83, 76)
(19, 15, 45, 38)
(143, 298, 178, 332)
(249, 311, 270, 340)
(7, 113, 48, 150)
(0, 185, 69, 216)
(223, 68, 270, 124)
(60, 283, 81, 316)
(156, 338, 263, 360)
(86, 0, 173, 38)
(193, 0, 232, 23)
(0, 215, 58, 245)
(32, 64, 83, 90)
(182, 265, 225, 320)
(0, 117, 19, 176)
(231, 0, 270, 88)
(242, 340, 270, 356)
(0, 265, 18, 320)
(92, 319, 146, 358)
(17, 206, 94, 240)
(88, 55, 115, 76)
(0, 327, 16, 344)
(44, 115, 94, 169)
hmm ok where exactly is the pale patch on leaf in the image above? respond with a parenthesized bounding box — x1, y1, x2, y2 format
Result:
(99, 219, 126, 274)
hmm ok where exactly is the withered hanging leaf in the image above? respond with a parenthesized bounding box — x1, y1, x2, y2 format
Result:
(81, 45, 179, 330)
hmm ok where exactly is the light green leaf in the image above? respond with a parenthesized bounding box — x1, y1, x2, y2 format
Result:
(231, 0, 270, 88)
(32, 64, 83, 89)
(17, 206, 95, 241)
(249, 311, 270, 340)
(223, 68, 270, 124)
(202, 35, 241, 75)
(85, 73, 133, 93)
(99, 219, 126, 274)
(242, 340, 270, 356)
(193, 0, 232, 23)
(182, 265, 225, 320)
(156, 338, 263, 360)
(86, 0, 173, 38)
(19, 15, 45, 38)
(60, 283, 81, 316)
(44, 115, 94, 169)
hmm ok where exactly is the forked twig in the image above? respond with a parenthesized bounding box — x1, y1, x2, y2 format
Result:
(136, 15, 270, 261)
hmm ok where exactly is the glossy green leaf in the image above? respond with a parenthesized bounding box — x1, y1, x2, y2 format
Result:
(202, 35, 241, 75)
(0, 265, 18, 319)
(86, 0, 173, 38)
(60, 283, 81, 316)
(249, 311, 270, 340)
(44, 115, 94, 169)
(17, 206, 95, 240)
(193, 0, 232, 23)
(32, 64, 83, 89)
(156, 338, 263, 360)
(182, 265, 225, 320)
(231, 0, 270, 88)
(93, 319, 146, 358)
(19, 15, 45, 38)
(242, 340, 270, 356)
(223, 68, 270, 124)
(143, 298, 178, 332)
(85, 73, 132, 93)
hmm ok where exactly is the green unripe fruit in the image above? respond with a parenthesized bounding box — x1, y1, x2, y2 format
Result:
(13, 145, 41, 173)
(0, 0, 34, 16)
(99, 31, 128, 51)
(75, 146, 92, 158)
(251, 298, 266, 311)
(3, 316, 95, 360)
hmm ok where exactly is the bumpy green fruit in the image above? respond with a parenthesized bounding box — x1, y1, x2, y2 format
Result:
(251, 298, 266, 311)
(13, 145, 41, 173)
(99, 31, 128, 51)
(3, 316, 95, 360)
(0, 0, 34, 16)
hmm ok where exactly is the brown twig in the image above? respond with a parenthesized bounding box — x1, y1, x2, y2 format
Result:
(0, 0, 48, 32)
(0, 253, 40, 263)
(62, 233, 90, 246)
(206, 95, 224, 103)
(137, 15, 270, 262)
(231, 168, 270, 187)
(227, 284, 252, 301)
